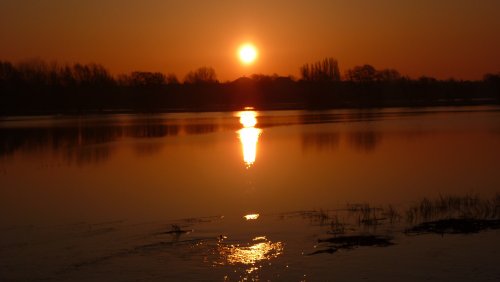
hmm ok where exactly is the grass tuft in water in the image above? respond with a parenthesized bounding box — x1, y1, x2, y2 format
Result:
(405, 194, 500, 223)
(405, 218, 500, 235)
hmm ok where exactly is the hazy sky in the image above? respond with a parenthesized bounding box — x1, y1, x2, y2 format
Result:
(1, 0, 499, 81)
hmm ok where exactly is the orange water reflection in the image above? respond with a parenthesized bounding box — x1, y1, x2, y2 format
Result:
(218, 236, 284, 273)
(243, 213, 260, 220)
(236, 111, 262, 168)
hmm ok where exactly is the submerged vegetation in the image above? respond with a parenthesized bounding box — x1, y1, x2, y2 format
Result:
(405, 194, 500, 223)
(299, 194, 500, 255)
(1, 58, 499, 115)
(405, 218, 500, 235)
(403, 194, 500, 235)
(310, 235, 394, 255)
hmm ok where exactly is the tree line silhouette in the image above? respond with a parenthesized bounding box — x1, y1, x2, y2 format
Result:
(0, 58, 499, 115)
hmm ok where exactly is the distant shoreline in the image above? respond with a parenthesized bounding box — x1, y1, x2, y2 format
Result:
(1, 97, 498, 117)
(2, 59, 499, 117)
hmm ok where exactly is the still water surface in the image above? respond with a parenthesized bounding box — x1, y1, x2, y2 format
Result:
(1, 106, 499, 280)
(1, 106, 499, 224)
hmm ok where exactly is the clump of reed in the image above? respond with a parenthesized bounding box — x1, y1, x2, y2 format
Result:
(298, 209, 331, 226)
(347, 203, 375, 225)
(347, 203, 397, 226)
(382, 204, 401, 224)
(405, 193, 500, 223)
(329, 214, 346, 235)
(405, 218, 500, 235)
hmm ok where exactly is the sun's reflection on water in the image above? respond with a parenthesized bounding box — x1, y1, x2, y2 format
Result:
(218, 236, 284, 273)
(243, 213, 260, 220)
(236, 111, 262, 168)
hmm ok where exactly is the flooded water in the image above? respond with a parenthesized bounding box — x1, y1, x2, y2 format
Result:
(1, 106, 500, 281)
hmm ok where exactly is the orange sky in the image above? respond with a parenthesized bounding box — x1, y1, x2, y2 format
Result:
(1, 0, 499, 81)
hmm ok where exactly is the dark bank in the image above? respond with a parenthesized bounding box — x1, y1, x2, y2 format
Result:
(1, 58, 499, 115)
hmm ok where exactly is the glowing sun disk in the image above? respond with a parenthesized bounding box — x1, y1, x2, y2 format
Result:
(238, 44, 258, 64)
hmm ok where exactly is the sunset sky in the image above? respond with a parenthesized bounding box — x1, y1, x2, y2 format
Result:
(1, 0, 499, 81)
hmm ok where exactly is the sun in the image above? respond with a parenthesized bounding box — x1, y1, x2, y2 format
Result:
(238, 44, 258, 65)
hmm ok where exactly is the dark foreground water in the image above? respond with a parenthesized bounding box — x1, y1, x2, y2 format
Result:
(1, 106, 499, 281)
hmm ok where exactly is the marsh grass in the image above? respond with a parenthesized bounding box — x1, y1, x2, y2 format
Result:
(310, 235, 394, 255)
(309, 194, 500, 232)
(296, 209, 332, 226)
(163, 224, 192, 235)
(403, 193, 500, 235)
(382, 204, 401, 224)
(328, 214, 347, 235)
(312, 194, 500, 254)
(346, 203, 398, 227)
(170, 224, 182, 233)
(405, 194, 500, 223)
(405, 218, 500, 235)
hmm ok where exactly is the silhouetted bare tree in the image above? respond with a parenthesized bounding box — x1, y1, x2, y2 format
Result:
(418, 76, 438, 84)
(375, 69, 401, 82)
(165, 73, 179, 84)
(0, 59, 114, 88)
(16, 59, 50, 86)
(70, 63, 113, 86)
(0, 58, 498, 115)
(346, 65, 403, 82)
(122, 72, 166, 87)
(300, 58, 341, 82)
(0, 61, 17, 85)
(184, 67, 217, 84)
(60, 65, 76, 87)
(484, 72, 500, 99)
(345, 65, 377, 82)
(484, 73, 500, 84)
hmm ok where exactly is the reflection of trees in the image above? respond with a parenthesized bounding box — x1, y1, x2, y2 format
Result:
(62, 145, 113, 166)
(0, 128, 42, 156)
(299, 111, 391, 126)
(0, 119, 223, 164)
(126, 124, 179, 138)
(0, 126, 122, 165)
(301, 130, 438, 153)
(300, 114, 340, 125)
(348, 111, 381, 123)
(79, 126, 123, 144)
(132, 142, 165, 156)
(347, 131, 382, 152)
(184, 124, 218, 135)
(0, 127, 120, 156)
(302, 133, 340, 151)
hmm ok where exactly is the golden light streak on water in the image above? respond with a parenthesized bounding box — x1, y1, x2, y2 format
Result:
(218, 236, 284, 273)
(243, 213, 260, 220)
(239, 111, 258, 128)
(236, 110, 261, 167)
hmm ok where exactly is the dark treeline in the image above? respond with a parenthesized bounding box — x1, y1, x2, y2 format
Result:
(1, 58, 499, 115)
